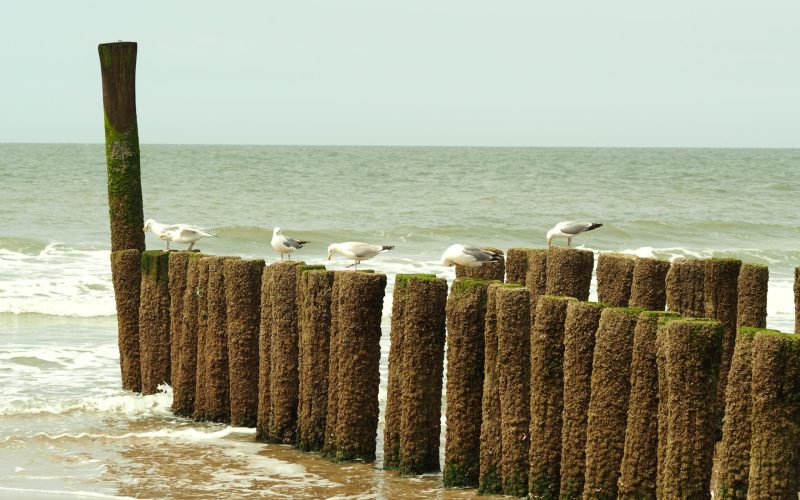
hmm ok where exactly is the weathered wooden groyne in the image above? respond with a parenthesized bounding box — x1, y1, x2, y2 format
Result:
(102, 41, 800, 499)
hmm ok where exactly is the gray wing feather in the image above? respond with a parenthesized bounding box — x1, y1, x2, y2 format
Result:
(462, 245, 495, 262)
(559, 222, 593, 235)
(285, 237, 304, 249)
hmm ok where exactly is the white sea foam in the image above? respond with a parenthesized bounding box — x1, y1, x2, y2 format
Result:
(0, 487, 138, 499)
(0, 243, 115, 317)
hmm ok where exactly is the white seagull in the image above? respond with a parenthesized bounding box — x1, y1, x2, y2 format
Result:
(144, 218, 217, 251)
(546, 221, 603, 247)
(271, 227, 309, 261)
(441, 244, 502, 267)
(327, 242, 394, 270)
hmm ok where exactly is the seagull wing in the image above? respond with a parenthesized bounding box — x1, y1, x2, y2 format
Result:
(558, 221, 594, 235)
(346, 242, 382, 259)
(284, 236, 306, 249)
(175, 224, 217, 237)
(461, 245, 497, 262)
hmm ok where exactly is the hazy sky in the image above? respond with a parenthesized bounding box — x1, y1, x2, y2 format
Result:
(1, 1, 798, 147)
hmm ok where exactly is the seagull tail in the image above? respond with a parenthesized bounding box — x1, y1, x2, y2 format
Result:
(297, 240, 310, 245)
(587, 223, 603, 232)
(489, 252, 503, 262)
(381, 245, 395, 252)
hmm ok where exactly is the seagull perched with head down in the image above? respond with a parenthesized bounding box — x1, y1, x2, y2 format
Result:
(327, 242, 394, 270)
(441, 244, 502, 267)
(271, 227, 309, 261)
(144, 218, 217, 251)
(546, 221, 602, 247)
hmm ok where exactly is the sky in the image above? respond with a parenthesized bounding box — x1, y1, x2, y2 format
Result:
(1, 1, 798, 147)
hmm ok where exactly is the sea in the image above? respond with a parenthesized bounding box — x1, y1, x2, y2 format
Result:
(1, 144, 798, 499)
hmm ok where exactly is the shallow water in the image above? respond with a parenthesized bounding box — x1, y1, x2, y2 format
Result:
(0, 144, 798, 498)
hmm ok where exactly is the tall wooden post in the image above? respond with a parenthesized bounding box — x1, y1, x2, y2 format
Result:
(100, 41, 145, 393)
(98, 42, 144, 253)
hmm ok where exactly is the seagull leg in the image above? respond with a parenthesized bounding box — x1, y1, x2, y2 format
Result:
(188, 242, 195, 251)
(568, 237, 572, 247)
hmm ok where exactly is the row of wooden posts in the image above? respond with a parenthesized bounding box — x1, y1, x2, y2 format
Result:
(109, 244, 800, 498)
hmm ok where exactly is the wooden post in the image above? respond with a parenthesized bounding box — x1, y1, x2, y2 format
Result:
(98, 42, 144, 253)
(496, 285, 531, 496)
(169, 251, 202, 415)
(172, 254, 203, 416)
(661, 319, 723, 499)
(747, 331, 800, 498)
(297, 267, 333, 452)
(99, 41, 146, 394)
(665, 257, 705, 317)
(528, 295, 575, 498)
(629, 257, 670, 310)
(618, 311, 679, 499)
(110, 249, 141, 392)
(559, 301, 604, 499)
(479, 283, 503, 495)
(398, 275, 448, 475)
(225, 259, 264, 427)
(545, 247, 593, 301)
(138, 250, 171, 395)
(443, 278, 494, 487)
(716, 327, 763, 500)
(582, 307, 642, 499)
(596, 253, 636, 307)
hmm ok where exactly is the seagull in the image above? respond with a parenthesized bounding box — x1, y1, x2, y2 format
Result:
(441, 244, 502, 267)
(546, 221, 603, 247)
(271, 227, 309, 261)
(143, 218, 217, 251)
(327, 242, 394, 270)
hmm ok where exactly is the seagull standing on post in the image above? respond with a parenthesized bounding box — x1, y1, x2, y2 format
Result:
(144, 218, 217, 251)
(327, 242, 394, 270)
(546, 221, 603, 247)
(271, 227, 309, 261)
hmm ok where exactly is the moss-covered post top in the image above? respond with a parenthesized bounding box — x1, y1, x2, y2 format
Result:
(605, 306, 646, 317)
(538, 294, 579, 303)
(395, 273, 439, 290)
(738, 326, 780, 339)
(300, 264, 326, 273)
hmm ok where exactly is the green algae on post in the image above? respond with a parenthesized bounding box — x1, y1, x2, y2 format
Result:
(443, 278, 493, 487)
(138, 250, 171, 395)
(98, 42, 145, 254)
(224, 259, 264, 428)
(398, 276, 448, 475)
(110, 249, 142, 392)
(596, 252, 636, 307)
